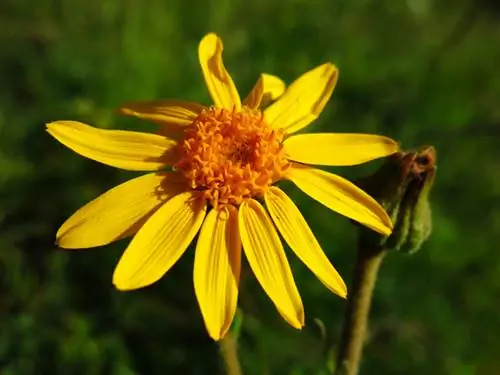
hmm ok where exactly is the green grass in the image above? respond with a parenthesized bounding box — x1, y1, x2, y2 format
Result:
(1, 0, 499, 374)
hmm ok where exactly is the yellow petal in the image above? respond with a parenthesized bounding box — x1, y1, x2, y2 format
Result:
(46, 121, 177, 171)
(198, 33, 241, 110)
(243, 74, 286, 110)
(264, 63, 338, 134)
(238, 199, 304, 329)
(113, 192, 207, 290)
(57, 173, 185, 249)
(286, 164, 393, 236)
(284, 133, 399, 166)
(118, 100, 205, 139)
(194, 206, 241, 341)
(265, 187, 347, 298)
(118, 100, 205, 126)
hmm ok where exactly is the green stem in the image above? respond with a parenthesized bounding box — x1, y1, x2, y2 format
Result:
(335, 242, 386, 375)
(219, 332, 243, 375)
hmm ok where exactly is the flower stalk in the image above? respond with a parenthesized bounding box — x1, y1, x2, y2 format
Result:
(335, 240, 386, 375)
(335, 146, 437, 375)
(219, 332, 243, 375)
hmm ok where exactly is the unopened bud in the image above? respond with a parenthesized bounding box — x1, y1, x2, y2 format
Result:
(358, 146, 436, 254)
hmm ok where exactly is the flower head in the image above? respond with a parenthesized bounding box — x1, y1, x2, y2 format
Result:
(47, 33, 399, 340)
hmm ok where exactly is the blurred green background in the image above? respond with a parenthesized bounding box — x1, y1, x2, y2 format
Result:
(1, 0, 499, 374)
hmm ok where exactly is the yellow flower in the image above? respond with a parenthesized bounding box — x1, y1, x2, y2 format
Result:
(47, 33, 398, 340)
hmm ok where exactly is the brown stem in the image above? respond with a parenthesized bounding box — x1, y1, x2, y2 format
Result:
(219, 332, 243, 375)
(335, 242, 386, 375)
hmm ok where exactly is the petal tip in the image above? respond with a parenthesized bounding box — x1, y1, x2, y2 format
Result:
(203, 32, 219, 39)
(55, 234, 83, 250)
(113, 285, 129, 292)
(332, 277, 348, 299)
(293, 318, 306, 330)
(377, 221, 393, 237)
(117, 106, 133, 116)
(296, 310, 306, 329)
(112, 268, 151, 291)
(54, 237, 66, 248)
(339, 286, 348, 299)
(324, 62, 338, 70)
(386, 137, 400, 151)
(112, 277, 132, 292)
(321, 62, 339, 78)
(112, 271, 132, 291)
(199, 32, 221, 51)
(46, 121, 62, 133)
(384, 215, 395, 232)
(208, 330, 223, 342)
(46, 120, 74, 128)
(368, 212, 394, 237)
(327, 278, 348, 299)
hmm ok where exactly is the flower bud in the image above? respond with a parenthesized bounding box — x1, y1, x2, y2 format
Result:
(357, 146, 436, 254)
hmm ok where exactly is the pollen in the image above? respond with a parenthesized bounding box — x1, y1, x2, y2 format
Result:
(174, 107, 290, 208)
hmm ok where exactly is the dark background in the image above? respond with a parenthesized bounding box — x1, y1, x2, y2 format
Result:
(1, 0, 499, 374)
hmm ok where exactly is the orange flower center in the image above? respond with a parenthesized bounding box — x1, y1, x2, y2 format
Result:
(174, 107, 290, 208)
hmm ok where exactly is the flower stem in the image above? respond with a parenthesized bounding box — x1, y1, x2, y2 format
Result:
(219, 332, 243, 375)
(335, 241, 386, 375)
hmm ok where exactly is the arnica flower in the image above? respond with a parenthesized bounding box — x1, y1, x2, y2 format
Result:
(47, 33, 398, 340)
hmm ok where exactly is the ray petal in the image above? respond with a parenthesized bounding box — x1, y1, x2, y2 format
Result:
(199, 33, 241, 110)
(284, 133, 399, 166)
(286, 164, 393, 235)
(46, 121, 177, 171)
(119, 99, 205, 126)
(264, 63, 338, 134)
(194, 206, 241, 341)
(57, 173, 185, 249)
(239, 199, 304, 329)
(113, 192, 207, 290)
(265, 186, 347, 297)
(243, 74, 285, 109)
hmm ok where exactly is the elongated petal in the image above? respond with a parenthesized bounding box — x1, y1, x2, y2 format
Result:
(264, 63, 338, 134)
(243, 74, 286, 109)
(194, 206, 241, 341)
(199, 33, 241, 110)
(46, 121, 177, 171)
(57, 173, 185, 249)
(113, 192, 207, 290)
(286, 164, 393, 235)
(284, 133, 399, 166)
(238, 199, 304, 328)
(265, 187, 347, 298)
(118, 100, 205, 126)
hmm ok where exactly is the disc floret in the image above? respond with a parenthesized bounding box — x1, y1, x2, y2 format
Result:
(175, 107, 290, 208)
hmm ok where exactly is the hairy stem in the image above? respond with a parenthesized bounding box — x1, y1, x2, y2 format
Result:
(335, 242, 386, 375)
(219, 332, 243, 375)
